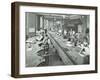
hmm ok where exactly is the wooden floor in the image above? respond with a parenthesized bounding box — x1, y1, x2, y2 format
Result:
(48, 47, 64, 66)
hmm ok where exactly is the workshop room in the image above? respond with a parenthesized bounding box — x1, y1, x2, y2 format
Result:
(25, 12, 90, 67)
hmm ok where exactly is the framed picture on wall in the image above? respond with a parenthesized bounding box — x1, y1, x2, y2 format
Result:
(11, 2, 98, 78)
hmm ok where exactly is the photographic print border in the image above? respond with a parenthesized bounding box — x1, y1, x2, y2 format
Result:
(11, 2, 98, 78)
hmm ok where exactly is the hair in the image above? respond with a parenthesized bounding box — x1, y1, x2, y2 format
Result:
(85, 28, 89, 33)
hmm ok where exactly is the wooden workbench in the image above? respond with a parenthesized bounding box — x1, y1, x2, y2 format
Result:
(48, 31, 89, 65)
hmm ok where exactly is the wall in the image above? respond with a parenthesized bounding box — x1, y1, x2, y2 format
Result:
(26, 13, 36, 36)
(0, 0, 100, 80)
(81, 16, 88, 37)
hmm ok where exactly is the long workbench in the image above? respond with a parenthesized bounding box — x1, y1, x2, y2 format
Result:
(48, 31, 89, 65)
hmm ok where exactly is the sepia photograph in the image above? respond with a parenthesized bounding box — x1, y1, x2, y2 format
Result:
(25, 12, 90, 67)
